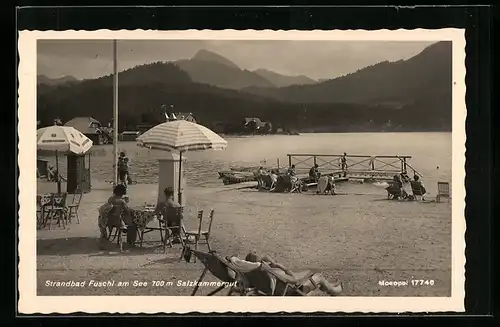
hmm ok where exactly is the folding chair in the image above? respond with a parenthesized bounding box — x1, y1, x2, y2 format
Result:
(67, 191, 83, 224)
(186, 249, 239, 296)
(289, 177, 303, 193)
(200, 209, 215, 252)
(436, 182, 451, 203)
(386, 184, 403, 200)
(183, 210, 204, 262)
(258, 262, 321, 296)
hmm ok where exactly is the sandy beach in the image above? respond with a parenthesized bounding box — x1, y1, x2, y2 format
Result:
(36, 178, 451, 297)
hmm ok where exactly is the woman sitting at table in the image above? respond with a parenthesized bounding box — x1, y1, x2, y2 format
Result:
(98, 184, 137, 249)
(155, 187, 184, 238)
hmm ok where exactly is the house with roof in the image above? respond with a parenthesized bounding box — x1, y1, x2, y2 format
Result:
(64, 116, 112, 145)
(243, 117, 272, 134)
(166, 112, 197, 123)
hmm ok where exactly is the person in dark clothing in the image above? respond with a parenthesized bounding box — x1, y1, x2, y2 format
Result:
(117, 152, 129, 186)
(309, 164, 321, 181)
(124, 157, 134, 184)
(412, 175, 427, 201)
(340, 153, 348, 177)
(155, 187, 184, 237)
(98, 184, 137, 249)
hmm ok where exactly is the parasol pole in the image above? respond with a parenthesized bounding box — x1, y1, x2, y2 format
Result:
(112, 39, 119, 187)
(55, 150, 61, 193)
(178, 151, 183, 205)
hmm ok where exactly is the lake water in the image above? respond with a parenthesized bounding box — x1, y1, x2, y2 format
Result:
(40, 132, 452, 190)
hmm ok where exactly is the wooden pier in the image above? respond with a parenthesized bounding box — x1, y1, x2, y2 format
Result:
(287, 153, 420, 181)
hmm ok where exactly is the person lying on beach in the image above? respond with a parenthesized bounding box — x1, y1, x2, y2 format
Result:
(155, 187, 184, 237)
(98, 184, 137, 249)
(228, 251, 342, 296)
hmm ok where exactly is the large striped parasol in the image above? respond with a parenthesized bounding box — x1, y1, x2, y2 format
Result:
(37, 125, 93, 193)
(136, 120, 228, 203)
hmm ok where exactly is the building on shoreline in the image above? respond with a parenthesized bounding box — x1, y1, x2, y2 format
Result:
(64, 116, 112, 145)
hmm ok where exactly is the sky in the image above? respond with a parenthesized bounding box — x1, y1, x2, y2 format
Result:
(37, 40, 434, 81)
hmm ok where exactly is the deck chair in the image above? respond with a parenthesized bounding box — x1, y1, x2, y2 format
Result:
(185, 248, 275, 296)
(185, 248, 326, 297)
(185, 248, 239, 296)
(386, 184, 403, 200)
(437, 182, 451, 203)
(275, 175, 302, 193)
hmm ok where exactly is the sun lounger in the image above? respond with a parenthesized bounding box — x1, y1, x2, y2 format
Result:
(257, 174, 275, 191)
(386, 184, 403, 200)
(274, 175, 303, 193)
(185, 247, 325, 296)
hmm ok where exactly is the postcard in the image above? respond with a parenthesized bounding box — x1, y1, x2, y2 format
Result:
(18, 28, 466, 313)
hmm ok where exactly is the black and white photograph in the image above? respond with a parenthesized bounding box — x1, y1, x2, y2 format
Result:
(18, 29, 466, 313)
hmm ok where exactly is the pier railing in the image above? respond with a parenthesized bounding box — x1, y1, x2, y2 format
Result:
(287, 154, 415, 180)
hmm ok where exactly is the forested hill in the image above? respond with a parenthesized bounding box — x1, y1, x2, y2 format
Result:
(242, 41, 452, 108)
(37, 43, 452, 133)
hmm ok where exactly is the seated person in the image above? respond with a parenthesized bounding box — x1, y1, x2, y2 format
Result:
(256, 167, 267, 188)
(309, 164, 321, 181)
(98, 184, 137, 249)
(47, 165, 63, 182)
(412, 175, 427, 200)
(229, 250, 342, 296)
(155, 187, 184, 236)
(392, 174, 403, 189)
(287, 164, 296, 177)
(400, 173, 413, 198)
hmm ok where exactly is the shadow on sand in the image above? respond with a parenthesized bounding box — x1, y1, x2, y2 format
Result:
(37, 237, 166, 256)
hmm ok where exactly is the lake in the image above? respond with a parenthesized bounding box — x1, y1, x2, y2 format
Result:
(39, 132, 452, 189)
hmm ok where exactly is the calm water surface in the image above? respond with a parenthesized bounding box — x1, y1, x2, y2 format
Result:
(41, 133, 452, 189)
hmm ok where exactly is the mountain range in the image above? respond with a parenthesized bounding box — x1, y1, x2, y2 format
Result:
(173, 49, 318, 89)
(242, 41, 451, 106)
(37, 74, 79, 86)
(36, 41, 452, 133)
(38, 49, 319, 90)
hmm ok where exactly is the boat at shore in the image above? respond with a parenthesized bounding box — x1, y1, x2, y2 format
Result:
(218, 167, 350, 186)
